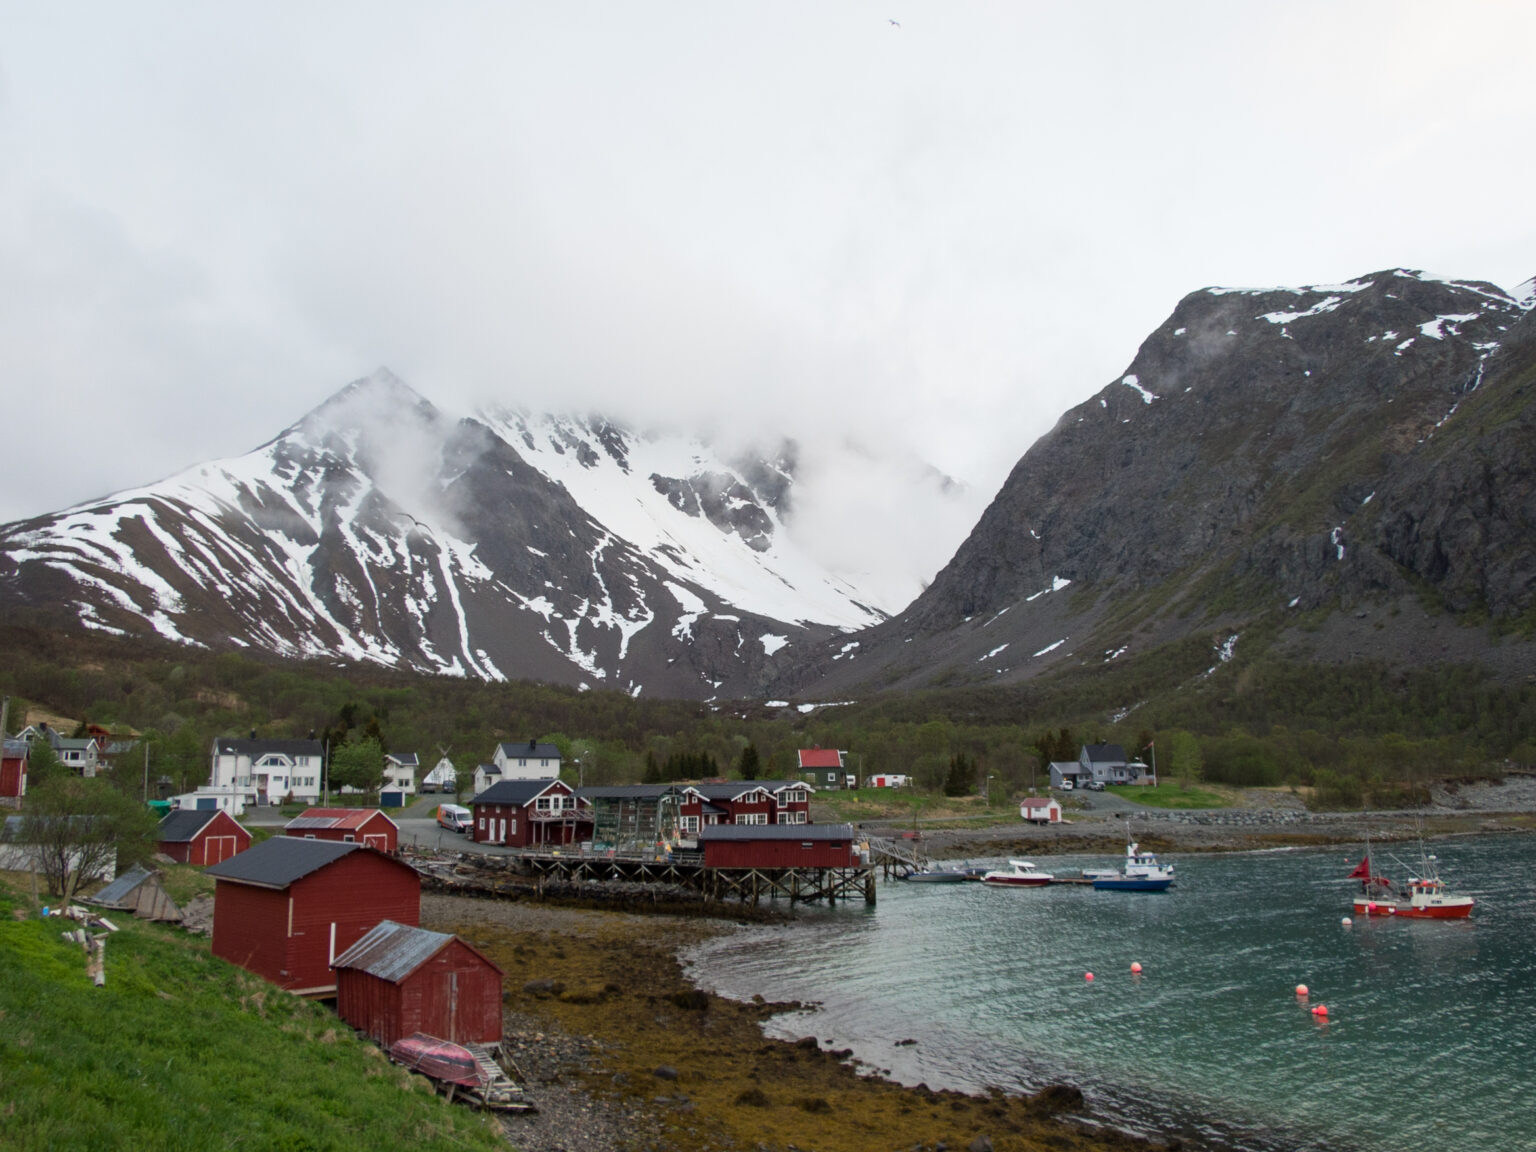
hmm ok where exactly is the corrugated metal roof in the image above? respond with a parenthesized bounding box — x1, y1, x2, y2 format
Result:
(331, 919, 454, 981)
(86, 863, 156, 905)
(699, 822, 856, 842)
(206, 836, 362, 888)
(285, 808, 395, 832)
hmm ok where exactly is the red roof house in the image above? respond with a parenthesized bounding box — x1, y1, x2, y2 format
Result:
(207, 837, 420, 996)
(157, 808, 252, 866)
(285, 808, 399, 852)
(1020, 797, 1063, 824)
(797, 747, 849, 789)
(333, 919, 503, 1047)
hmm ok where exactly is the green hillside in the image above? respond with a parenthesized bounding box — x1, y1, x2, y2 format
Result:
(0, 888, 507, 1152)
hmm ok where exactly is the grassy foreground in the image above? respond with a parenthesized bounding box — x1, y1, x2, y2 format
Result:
(0, 886, 507, 1152)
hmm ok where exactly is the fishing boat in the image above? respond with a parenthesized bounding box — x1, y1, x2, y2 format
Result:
(1349, 836, 1474, 920)
(981, 859, 1055, 887)
(1086, 840, 1174, 891)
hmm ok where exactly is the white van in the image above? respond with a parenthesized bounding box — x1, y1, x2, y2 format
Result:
(435, 803, 472, 833)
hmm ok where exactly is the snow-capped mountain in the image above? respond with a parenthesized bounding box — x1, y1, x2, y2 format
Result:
(0, 370, 951, 697)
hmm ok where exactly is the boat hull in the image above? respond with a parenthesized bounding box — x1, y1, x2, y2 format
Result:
(904, 870, 971, 883)
(1093, 877, 1172, 892)
(1352, 898, 1473, 919)
(982, 875, 1052, 887)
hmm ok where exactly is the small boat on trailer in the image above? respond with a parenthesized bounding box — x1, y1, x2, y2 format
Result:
(982, 859, 1055, 887)
(388, 1033, 535, 1112)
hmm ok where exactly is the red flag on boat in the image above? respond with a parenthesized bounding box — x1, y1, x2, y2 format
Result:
(1348, 857, 1372, 879)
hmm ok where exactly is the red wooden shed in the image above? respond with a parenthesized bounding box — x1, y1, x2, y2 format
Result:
(207, 837, 421, 997)
(698, 823, 864, 869)
(1, 738, 27, 799)
(157, 808, 252, 866)
(333, 919, 503, 1047)
(284, 808, 399, 852)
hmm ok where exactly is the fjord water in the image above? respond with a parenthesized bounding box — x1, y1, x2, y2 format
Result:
(685, 834, 1536, 1152)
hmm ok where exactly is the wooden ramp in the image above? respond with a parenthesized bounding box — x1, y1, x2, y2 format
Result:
(867, 835, 929, 877)
(464, 1043, 535, 1113)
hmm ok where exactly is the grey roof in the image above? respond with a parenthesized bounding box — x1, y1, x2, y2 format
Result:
(385, 752, 419, 768)
(576, 785, 685, 800)
(331, 919, 498, 981)
(157, 809, 223, 842)
(213, 738, 323, 757)
(2, 739, 27, 757)
(497, 741, 561, 760)
(473, 779, 572, 806)
(1083, 743, 1128, 763)
(205, 836, 362, 888)
(85, 863, 158, 906)
(699, 822, 857, 843)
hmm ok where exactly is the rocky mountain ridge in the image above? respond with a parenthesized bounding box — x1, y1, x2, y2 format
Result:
(778, 269, 1536, 699)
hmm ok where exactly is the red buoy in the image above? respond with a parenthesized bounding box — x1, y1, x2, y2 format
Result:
(1130, 962, 1143, 974)
(1295, 984, 1309, 997)
(1085, 972, 1094, 982)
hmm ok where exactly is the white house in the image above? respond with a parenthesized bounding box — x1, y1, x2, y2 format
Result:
(492, 740, 561, 782)
(1020, 797, 1063, 824)
(209, 737, 324, 807)
(382, 752, 418, 795)
(472, 763, 501, 796)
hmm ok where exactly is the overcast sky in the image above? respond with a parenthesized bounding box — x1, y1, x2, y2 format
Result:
(3, 1, 1533, 531)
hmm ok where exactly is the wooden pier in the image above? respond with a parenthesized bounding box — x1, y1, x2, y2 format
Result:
(517, 847, 879, 906)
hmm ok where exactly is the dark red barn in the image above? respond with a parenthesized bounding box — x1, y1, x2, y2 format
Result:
(157, 809, 252, 866)
(284, 808, 399, 852)
(1, 738, 27, 800)
(207, 837, 420, 997)
(699, 823, 864, 869)
(333, 919, 503, 1047)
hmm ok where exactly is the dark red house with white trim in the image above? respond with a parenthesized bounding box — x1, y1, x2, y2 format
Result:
(157, 808, 251, 866)
(698, 823, 864, 869)
(677, 781, 811, 837)
(284, 808, 399, 852)
(333, 919, 503, 1047)
(207, 837, 420, 997)
(470, 778, 587, 848)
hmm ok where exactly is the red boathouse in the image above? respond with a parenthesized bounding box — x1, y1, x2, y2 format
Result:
(207, 837, 421, 996)
(157, 808, 252, 866)
(332, 919, 503, 1047)
(698, 822, 864, 869)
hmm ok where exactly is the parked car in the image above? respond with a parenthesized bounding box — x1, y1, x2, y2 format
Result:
(1084, 780, 1106, 791)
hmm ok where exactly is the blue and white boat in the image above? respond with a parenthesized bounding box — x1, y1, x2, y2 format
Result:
(1085, 840, 1174, 891)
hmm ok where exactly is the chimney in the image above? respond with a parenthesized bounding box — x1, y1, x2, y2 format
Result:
(249, 729, 257, 740)
(529, 739, 537, 750)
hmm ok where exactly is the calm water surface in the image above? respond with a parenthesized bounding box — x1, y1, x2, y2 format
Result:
(684, 833, 1536, 1152)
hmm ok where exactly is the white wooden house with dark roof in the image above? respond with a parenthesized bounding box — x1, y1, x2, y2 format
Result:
(1079, 744, 1148, 786)
(209, 737, 324, 806)
(492, 740, 562, 781)
(381, 752, 418, 806)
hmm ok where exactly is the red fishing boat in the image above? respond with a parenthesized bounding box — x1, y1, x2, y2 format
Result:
(1349, 838, 1474, 920)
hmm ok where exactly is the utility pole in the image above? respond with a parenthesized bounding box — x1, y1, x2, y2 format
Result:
(142, 741, 150, 802)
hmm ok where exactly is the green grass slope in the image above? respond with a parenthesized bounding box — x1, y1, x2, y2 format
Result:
(0, 891, 509, 1152)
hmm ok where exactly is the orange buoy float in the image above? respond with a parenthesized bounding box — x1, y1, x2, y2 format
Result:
(1310, 1004, 1328, 1017)
(1085, 972, 1094, 982)
(1130, 962, 1143, 974)
(1342, 917, 1353, 926)
(1295, 984, 1309, 997)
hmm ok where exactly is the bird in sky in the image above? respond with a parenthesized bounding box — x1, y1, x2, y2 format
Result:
(889, 18, 901, 27)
